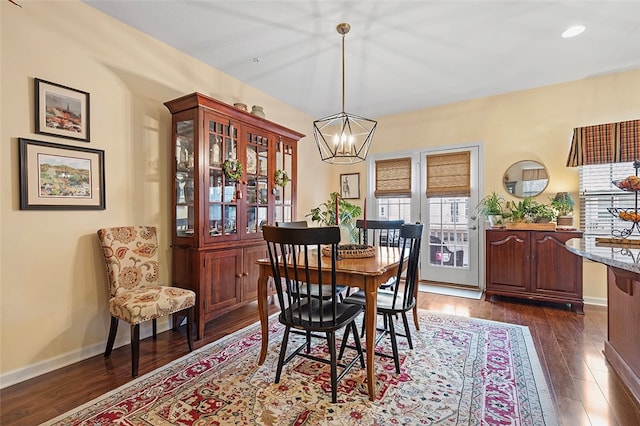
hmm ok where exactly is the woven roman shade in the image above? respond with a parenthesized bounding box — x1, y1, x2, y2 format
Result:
(521, 168, 548, 181)
(566, 119, 640, 166)
(374, 157, 412, 197)
(426, 151, 470, 198)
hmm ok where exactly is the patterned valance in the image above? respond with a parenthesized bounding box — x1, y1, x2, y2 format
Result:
(566, 119, 640, 166)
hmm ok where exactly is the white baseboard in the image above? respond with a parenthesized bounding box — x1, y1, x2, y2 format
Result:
(419, 284, 483, 300)
(0, 320, 172, 389)
(584, 296, 607, 307)
(419, 283, 608, 308)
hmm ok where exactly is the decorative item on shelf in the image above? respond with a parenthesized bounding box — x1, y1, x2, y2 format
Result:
(313, 22, 376, 164)
(321, 243, 376, 258)
(184, 180, 194, 204)
(274, 169, 289, 187)
(608, 160, 640, 238)
(233, 103, 248, 112)
(222, 159, 243, 180)
(250, 105, 265, 118)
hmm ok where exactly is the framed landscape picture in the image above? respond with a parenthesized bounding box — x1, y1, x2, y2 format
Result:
(340, 172, 360, 199)
(19, 138, 105, 210)
(35, 78, 90, 142)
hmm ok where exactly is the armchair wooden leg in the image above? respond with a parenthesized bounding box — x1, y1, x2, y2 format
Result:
(131, 324, 140, 377)
(104, 316, 119, 357)
(186, 307, 194, 352)
(152, 319, 157, 340)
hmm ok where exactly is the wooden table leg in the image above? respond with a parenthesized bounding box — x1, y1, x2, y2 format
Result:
(257, 265, 269, 365)
(364, 277, 377, 401)
(412, 283, 420, 331)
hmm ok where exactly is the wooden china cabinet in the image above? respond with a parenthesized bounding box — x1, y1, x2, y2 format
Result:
(485, 228, 584, 314)
(165, 93, 303, 339)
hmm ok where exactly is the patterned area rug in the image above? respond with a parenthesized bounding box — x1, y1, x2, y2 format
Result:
(42, 311, 558, 425)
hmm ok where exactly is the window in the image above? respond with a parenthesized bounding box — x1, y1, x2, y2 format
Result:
(377, 197, 411, 222)
(579, 161, 636, 238)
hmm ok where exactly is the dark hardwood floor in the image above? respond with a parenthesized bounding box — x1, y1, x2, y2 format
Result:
(2, 292, 640, 425)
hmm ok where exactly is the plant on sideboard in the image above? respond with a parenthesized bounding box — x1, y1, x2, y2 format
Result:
(306, 192, 362, 243)
(551, 192, 575, 228)
(508, 197, 556, 223)
(476, 191, 506, 227)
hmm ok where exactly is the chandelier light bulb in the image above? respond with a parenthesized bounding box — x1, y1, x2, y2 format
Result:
(562, 25, 586, 38)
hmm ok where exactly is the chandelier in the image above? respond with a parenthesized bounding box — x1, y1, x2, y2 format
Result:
(313, 23, 377, 164)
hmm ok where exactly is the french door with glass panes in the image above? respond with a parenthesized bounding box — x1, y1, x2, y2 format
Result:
(420, 146, 480, 288)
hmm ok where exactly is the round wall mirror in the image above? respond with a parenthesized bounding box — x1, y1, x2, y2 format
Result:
(503, 160, 549, 198)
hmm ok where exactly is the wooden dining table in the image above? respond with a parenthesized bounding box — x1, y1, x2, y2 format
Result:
(256, 245, 412, 401)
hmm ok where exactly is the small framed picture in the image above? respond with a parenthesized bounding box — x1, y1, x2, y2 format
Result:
(19, 138, 105, 210)
(340, 173, 360, 199)
(35, 78, 90, 142)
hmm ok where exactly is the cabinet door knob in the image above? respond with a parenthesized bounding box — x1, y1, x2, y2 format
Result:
(236, 273, 242, 278)
(242, 272, 249, 277)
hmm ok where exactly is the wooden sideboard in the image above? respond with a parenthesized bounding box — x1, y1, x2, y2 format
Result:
(485, 229, 584, 313)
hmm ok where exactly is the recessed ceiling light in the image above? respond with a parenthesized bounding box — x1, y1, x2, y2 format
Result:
(562, 25, 586, 38)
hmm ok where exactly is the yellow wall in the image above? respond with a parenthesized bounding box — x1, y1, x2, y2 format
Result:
(1, 0, 639, 384)
(0, 1, 326, 385)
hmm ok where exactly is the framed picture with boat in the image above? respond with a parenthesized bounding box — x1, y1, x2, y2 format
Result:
(34, 78, 90, 142)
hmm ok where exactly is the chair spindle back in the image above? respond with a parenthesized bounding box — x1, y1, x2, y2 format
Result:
(263, 225, 341, 327)
(355, 219, 404, 247)
(391, 223, 423, 310)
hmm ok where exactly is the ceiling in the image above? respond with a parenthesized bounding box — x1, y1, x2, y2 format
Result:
(84, 1, 640, 119)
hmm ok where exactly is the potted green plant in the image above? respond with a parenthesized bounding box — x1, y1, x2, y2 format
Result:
(530, 202, 556, 223)
(551, 192, 575, 228)
(306, 192, 362, 243)
(477, 191, 506, 227)
(508, 197, 537, 223)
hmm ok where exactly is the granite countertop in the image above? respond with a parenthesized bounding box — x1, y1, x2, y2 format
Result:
(566, 237, 640, 274)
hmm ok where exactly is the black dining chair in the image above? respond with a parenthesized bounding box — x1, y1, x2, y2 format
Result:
(352, 219, 406, 334)
(340, 223, 423, 374)
(356, 219, 405, 248)
(276, 220, 349, 301)
(263, 225, 365, 403)
(356, 219, 404, 290)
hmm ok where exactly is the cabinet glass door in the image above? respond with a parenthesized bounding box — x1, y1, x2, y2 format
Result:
(274, 138, 295, 223)
(207, 114, 238, 241)
(175, 119, 195, 238)
(245, 128, 270, 236)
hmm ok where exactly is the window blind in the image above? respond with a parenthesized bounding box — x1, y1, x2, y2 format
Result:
(579, 161, 636, 237)
(425, 151, 470, 198)
(374, 157, 412, 197)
